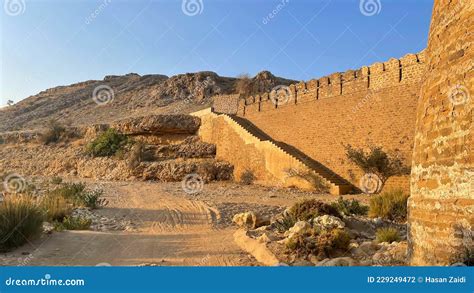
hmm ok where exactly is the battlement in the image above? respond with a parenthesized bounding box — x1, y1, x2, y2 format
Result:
(239, 51, 426, 116)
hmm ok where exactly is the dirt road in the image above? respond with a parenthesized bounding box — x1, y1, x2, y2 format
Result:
(1, 181, 258, 266)
(1, 180, 368, 266)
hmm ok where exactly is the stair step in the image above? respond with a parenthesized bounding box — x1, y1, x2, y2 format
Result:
(225, 114, 354, 192)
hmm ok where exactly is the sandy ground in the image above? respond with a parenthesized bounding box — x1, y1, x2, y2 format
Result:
(0, 180, 369, 266)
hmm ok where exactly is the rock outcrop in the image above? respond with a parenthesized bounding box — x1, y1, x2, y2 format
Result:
(0, 114, 234, 185)
(0, 71, 295, 132)
(112, 114, 201, 135)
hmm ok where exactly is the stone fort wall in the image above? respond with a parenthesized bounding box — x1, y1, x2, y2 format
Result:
(231, 52, 427, 193)
(408, 0, 473, 266)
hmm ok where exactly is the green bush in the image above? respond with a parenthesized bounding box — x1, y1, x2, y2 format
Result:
(376, 227, 401, 243)
(81, 189, 108, 209)
(49, 182, 85, 201)
(289, 199, 341, 221)
(369, 189, 409, 221)
(40, 194, 72, 222)
(49, 183, 107, 209)
(274, 213, 298, 233)
(0, 196, 44, 251)
(54, 216, 91, 231)
(344, 145, 410, 193)
(86, 128, 129, 157)
(331, 197, 369, 216)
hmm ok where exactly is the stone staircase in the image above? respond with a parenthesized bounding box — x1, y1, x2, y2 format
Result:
(224, 114, 353, 195)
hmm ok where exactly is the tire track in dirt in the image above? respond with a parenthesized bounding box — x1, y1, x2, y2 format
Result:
(0, 181, 256, 266)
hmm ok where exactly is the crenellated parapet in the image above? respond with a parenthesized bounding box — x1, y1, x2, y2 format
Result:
(239, 51, 426, 116)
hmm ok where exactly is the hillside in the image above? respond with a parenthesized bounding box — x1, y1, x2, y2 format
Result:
(0, 71, 295, 132)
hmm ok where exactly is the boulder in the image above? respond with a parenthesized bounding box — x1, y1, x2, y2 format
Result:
(151, 136, 216, 160)
(232, 212, 270, 229)
(344, 216, 375, 235)
(233, 229, 280, 266)
(359, 241, 380, 253)
(371, 241, 408, 265)
(312, 215, 345, 230)
(257, 233, 273, 243)
(285, 221, 312, 241)
(351, 241, 380, 258)
(317, 257, 357, 266)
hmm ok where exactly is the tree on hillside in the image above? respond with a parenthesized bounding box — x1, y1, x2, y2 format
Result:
(6, 100, 14, 106)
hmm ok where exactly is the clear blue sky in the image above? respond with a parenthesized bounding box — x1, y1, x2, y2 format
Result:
(1, 0, 433, 104)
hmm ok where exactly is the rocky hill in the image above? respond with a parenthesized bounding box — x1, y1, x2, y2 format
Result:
(0, 71, 295, 132)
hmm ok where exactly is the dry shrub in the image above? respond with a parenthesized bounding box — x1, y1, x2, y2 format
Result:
(376, 227, 400, 243)
(0, 196, 44, 251)
(235, 74, 253, 98)
(50, 176, 63, 185)
(331, 197, 368, 216)
(286, 228, 350, 259)
(40, 193, 72, 222)
(240, 169, 256, 185)
(369, 189, 409, 221)
(38, 120, 77, 145)
(286, 169, 330, 193)
(289, 199, 341, 221)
